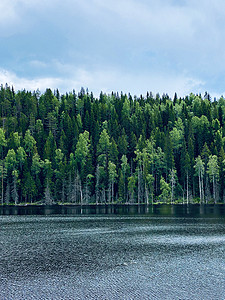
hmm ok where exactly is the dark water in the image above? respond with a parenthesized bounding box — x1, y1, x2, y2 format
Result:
(1, 203, 225, 217)
(0, 205, 224, 300)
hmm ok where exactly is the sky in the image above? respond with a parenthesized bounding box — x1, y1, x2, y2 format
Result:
(0, 0, 225, 98)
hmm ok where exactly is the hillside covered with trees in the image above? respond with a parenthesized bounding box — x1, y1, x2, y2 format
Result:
(0, 84, 225, 205)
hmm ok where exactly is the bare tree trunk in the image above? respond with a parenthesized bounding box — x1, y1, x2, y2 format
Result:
(67, 172, 72, 203)
(186, 171, 189, 205)
(170, 169, 175, 204)
(44, 181, 53, 205)
(199, 174, 202, 203)
(145, 182, 149, 204)
(102, 188, 106, 204)
(62, 178, 65, 204)
(215, 182, 219, 203)
(201, 172, 204, 203)
(12, 174, 18, 205)
(1, 166, 3, 205)
(5, 180, 10, 205)
(95, 165, 100, 205)
(107, 183, 111, 204)
(123, 171, 126, 204)
(138, 167, 141, 204)
(112, 181, 114, 204)
(71, 173, 80, 204)
(79, 179, 83, 205)
(205, 177, 211, 204)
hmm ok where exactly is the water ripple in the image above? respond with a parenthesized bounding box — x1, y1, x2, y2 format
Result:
(0, 214, 224, 300)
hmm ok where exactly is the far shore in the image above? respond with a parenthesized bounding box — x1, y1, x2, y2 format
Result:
(1, 202, 224, 207)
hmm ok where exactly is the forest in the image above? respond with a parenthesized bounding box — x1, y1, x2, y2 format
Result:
(0, 84, 225, 205)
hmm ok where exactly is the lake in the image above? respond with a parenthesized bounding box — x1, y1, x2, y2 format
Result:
(0, 204, 224, 299)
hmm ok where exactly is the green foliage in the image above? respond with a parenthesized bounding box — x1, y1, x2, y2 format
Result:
(5, 149, 17, 173)
(207, 155, 219, 181)
(24, 129, 36, 156)
(75, 131, 90, 173)
(31, 153, 43, 176)
(160, 176, 171, 202)
(194, 156, 205, 177)
(0, 128, 6, 154)
(0, 85, 225, 204)
(17, 147, 27, 170)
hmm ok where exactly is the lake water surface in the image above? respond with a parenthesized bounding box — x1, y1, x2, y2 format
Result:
(0, 205, 224, 299)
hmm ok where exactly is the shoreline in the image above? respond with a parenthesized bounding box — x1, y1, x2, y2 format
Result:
(1, 202, 224, 207)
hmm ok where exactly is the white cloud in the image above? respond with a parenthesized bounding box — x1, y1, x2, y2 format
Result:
(0, 1, 20, 31)
(2, 0, 225, 57)
(0, 66, 205, 99)
(0, 0, 60, 36)
(59, 0, 225, 76)
(29, 60, 48, 69)
(74, 0, 196, 45)
(1, 0, 225, 97)
(0, 68, 63, 92)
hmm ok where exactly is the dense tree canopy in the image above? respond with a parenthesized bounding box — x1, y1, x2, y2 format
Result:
(0, 85, 224, 204)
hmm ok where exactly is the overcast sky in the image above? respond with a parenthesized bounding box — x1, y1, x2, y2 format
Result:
(0, 0, 225, 98)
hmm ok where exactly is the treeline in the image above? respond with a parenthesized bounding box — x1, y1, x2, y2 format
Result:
(0, 84, 225, 205)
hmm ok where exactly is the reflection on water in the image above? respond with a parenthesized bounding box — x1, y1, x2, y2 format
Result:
(0, 203, 225, 216)
(0, 205, 224, 299)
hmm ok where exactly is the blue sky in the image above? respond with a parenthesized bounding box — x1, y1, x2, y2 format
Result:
(0, 0, 225, 98)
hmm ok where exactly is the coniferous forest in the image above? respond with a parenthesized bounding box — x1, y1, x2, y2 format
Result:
(0, 84, 225, 205)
